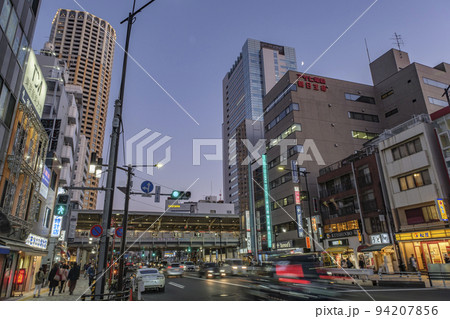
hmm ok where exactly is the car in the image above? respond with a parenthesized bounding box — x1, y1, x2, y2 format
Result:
(222, 258, 247, 276)
(158, 261, 168, 270)
(166, 263, 184, 277)
(136, 268, 165, 292)
(199, 262, 226, 278)
(181, 261, 195, 272)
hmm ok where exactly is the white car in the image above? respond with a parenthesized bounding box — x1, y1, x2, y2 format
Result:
(166, 263, 184, 277)
(222, 259, 247, 276)
(181, 261, 195, 272)
(137, 268, 165, 292)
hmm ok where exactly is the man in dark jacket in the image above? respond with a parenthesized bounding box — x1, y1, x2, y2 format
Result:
(67, 262, 81, 295)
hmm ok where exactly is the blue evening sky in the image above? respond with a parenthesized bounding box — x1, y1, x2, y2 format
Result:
(32, 0, 450, 211)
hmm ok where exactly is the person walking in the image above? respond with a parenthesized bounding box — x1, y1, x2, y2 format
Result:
(33, 267, 45, 298)
(346, 258, 354, 269)
(67, 262, 81, 295)
(48, 264, 60, 296)
(409, 254, 418, 272)
(59, 264, 69, 293)
(358, 257, 365, 269)
(444, 254, 450, 264)
(87, 264, 96, 286)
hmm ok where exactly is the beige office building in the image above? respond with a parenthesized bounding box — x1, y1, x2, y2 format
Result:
(49, 9, 115, 208)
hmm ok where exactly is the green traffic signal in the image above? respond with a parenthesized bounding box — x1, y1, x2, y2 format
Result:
(55, 204, 68, 216)
(170, 190, 192, 200)
(171, 190, 181, 199)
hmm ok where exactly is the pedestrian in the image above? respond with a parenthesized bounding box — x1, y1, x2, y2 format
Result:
(346, 258, 354, 269)
(84, 263, 90, 278)
(68, 262, 81, 295)
(59, 264, 69, 293)
(409, 254, 418, 272)
(33, 267, 45, 298)
(48, 264, 60, 296)
(444, 254, 450, 264)
(87, 264, 96, 286)
(358, 257, 365, 269)
(340, 258, 347, 268)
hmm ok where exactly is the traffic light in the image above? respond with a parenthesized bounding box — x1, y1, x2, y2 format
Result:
(55, 194, 70, 216)
(187, 247, 191, 253)
(152, 252, 156, 257)
(170, 190, 191, 200)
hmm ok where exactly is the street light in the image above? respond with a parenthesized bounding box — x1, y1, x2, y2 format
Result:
(277, 166, 316, 252)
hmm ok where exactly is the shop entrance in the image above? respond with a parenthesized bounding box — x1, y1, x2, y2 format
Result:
(410, 240, 450, 270)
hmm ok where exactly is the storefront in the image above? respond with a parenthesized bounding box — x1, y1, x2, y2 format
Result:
(322, 236, 359, 268)
(396, 229, 450, 271)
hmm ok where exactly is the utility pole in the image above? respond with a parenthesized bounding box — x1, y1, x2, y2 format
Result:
(95, 0, 157, 299)
(117, 165, 133, 291)
(299, 170, 316, 252)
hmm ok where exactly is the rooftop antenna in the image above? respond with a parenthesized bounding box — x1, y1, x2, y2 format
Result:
(442, 85, 450, 107)
(391, 32, 404, 57)
(364, 38, 371, 63)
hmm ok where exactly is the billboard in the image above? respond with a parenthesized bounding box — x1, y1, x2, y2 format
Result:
(20, 50, 47, 118)
(39, 165, 51, 199)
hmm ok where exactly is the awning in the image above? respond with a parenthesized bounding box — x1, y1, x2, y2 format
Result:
(357, 244, 370, 252)
(360, 244, 392, 252)
(0, 238, 48, 256)
(323, 246, 349, 253)
(0, 244, 10, 254)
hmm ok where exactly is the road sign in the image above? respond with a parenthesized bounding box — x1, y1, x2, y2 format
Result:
(154, 185, 161, 203)
(90, 224, 103, 238)
(115, 227, 123, 238)
(140, 181, 153, 194)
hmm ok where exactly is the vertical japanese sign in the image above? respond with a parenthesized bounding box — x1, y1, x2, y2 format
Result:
(261, 154, 272, 248)
(295, 205, 304, 238)
(245, 210, 252, 253)
(436, 199, 448, 221)
(51, 216, 63, 237)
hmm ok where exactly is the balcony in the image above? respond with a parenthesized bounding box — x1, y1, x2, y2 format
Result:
(64, 125, 77, 147)
(59, 164, 71, 186)
(357, 173, 373, 187)
(67, 105, 78, 125)
(320, 182, 354, 198)
(61, 144, 74, 166)
(361, 199, 377, 212)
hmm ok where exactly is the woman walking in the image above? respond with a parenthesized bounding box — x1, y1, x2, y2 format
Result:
(33, 267, 45, 298)
(59, 264, 69, 293)
(48, 264, 60, 296)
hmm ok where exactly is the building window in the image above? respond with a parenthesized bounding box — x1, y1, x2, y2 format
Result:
(405, 205, 439, 225)
(268, 123, 302, 149)
(351, 130, 378, 140)
(398, 170, 431, 191)
(391, 138, 422, 161)
(428, 97, 448, 107)
(266, 103, 299, 131)
(345, 93, 375, 104)
(43, 207, 52, 228)
(381, 90, 394, 100)
(385, 108, 398, 118)
(348, 111, 379, 122)
(423, 77, 448, 89)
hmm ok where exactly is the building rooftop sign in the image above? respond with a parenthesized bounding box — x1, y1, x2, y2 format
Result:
(20, 50, 47, 118)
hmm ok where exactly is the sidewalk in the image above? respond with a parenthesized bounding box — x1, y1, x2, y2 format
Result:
(14, 277, 93, 301)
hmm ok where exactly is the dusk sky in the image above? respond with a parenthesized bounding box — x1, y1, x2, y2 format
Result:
(32, 0, 450, 211)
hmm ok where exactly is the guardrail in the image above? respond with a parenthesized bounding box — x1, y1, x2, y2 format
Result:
(428, 272, 450, 287)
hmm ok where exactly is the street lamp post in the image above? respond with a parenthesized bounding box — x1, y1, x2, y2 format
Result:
(94, 0, 157, 299)
(278, 166, 316, 252)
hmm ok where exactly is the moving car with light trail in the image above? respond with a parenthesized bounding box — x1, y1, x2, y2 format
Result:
(166, 262, 184, 277)
(222, 258, 247, 275)
(199, 262, 226, 278)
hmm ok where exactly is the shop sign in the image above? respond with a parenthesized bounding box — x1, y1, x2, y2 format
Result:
(295, 205, 304, 238)
(436, 199, 448, 221)
(20, 50, 47, 117)
(294, 186, 301, 205)
(15, 269, 26, 285)
(51, 216, 63, 237)
(39, 166, 51, 199)
(306, 237, 311, 249)
(329, 239, 349, 246)
(326, 229, 359, 239)
(245, 210, 252, 253)
(261, 154, 272, 248)
(276, 240, 293, 249)
(25, 233, 48, 250)
(412, 231, 431, 239)
(370, 233, 390, 244)
(296, 74, 327, 92)
(311, 217, 317, 232)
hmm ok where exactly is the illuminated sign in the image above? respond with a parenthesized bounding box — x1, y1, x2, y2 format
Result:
(311, 217, 317, 232)
(51, 216, 63, 237)
(245, 210, 252, 253)
(15, 269, 26, 285)
(20, 50, 47, 117)
(306, 237, 311, 249)
(326, 229, 359, 239)
(294, 186, 301, 205)
(370, 233, 390, 245)
(296, 74, 327, 92)
(412, 231, 431, 239)
(295, 205, 304, 238)
(168, 205, 180, 208)
(261, 154, 272, 248)
(25, 233, 48, 250)
(39, 166, 51, 199)
(436, 199, 448, 221)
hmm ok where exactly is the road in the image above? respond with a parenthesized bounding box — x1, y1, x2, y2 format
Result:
(141, 273, 450, 301)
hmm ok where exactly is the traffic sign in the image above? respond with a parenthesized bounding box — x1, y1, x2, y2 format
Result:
(154, 185, 161, 203)
(140, 181, 154, 194)
(115, 227, 123, 238)
(90, 224, 103, 238)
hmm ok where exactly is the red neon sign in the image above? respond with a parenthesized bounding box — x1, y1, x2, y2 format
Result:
(15, 269, 26, 285)
(296, 74, 327, 92)
(294, 186, 301, 205)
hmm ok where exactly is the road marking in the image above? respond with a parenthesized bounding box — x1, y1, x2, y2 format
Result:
(184, 275, 250, 288)
(342, 287, 440, 293)
(168, 282, 185, 289)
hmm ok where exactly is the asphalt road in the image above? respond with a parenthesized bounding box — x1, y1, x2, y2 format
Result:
(140, 273, 450, 301)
